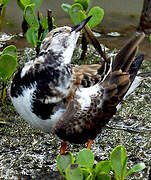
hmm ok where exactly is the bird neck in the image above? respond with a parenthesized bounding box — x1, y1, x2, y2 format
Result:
(38, 46, 75, 66)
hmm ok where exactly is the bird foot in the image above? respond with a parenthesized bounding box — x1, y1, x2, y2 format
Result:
(86, 139, 94, 149)
(60, 142, 67, 155)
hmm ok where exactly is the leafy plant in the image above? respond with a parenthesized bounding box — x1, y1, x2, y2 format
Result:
(56, 145, 146, 180)
(61, 0, 104, 60)
(17, 0, 43, 11)
(0, 0, 10, 31)
(25, 7, 56, 52)
(61, 0, 104, 29)
(17, 0, 56, 53)
(0, 45, 17, 103)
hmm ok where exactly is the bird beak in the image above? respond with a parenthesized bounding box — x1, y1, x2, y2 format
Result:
(71, 16, 92, 32)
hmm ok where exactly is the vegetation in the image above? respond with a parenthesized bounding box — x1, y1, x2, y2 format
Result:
(61, 0, 104, 59)
(0, 45, 17, 103)
(61, 0, 104, 29)
(17, 0, 56, 53)
(57, 145, 146, 180)
(0, 0, 10, 31)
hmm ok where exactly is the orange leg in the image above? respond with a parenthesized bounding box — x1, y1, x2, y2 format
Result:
(86, 139, 94, 149)
(60, 142, 67, 155)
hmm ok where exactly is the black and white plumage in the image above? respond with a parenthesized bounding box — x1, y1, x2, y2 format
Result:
(10, 17, 92, 133)
(10, 17, 146, 147)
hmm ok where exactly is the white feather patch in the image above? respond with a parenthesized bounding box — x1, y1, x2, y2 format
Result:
(117, 75, 144, 110)
(76, 83, 100, 110)
(21, 60, 34, 78)
(10, 83, 65, 133)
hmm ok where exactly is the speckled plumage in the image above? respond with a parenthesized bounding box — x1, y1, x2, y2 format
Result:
(10, 18, 145, 145)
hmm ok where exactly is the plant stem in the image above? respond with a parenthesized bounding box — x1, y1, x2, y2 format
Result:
(1, 80, 7, 104)
(0, 5, 6, 31)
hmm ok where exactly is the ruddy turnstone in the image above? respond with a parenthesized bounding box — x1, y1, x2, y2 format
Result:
(10, 16, 145, 154)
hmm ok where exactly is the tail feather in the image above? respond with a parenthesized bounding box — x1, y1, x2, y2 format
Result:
(112, 33, 145, 72)
(129, 54, 144, 82)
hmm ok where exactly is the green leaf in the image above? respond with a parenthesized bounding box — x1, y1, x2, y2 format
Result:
(17, 0, 25, 10)
(17, 0, 43, 10)
(81, 167, 92, 180)
(69, 3, 83, 25)
(78, 10, 87, 22)
(30, 0, 43, 9)
(26, 28, 38, 47)
(0, 54, 17, 80)
(17, 0, 32, 10)
(2, 45, 17, 59)
(65, 164, 83, 180)
(2, 0, 9, 6)
(110, 145, 127, 179)
(74, 0, 89, 11)
(97, 172, 111, 180)
(24, 5, 39, 29)
(126, 163, 146, 177)
(56, 152, 74, 176)
(95, 160, 111, 175)
(76, 148, 94, 169)
(61, 3, 72, 13)
(88, 6, 104, 28)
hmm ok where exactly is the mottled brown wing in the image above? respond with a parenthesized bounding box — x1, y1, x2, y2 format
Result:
(54, 69, 130, 144)
(66, 64, 101, 104)
(72, 64, 101, 86)
(54, 33, 145, 144)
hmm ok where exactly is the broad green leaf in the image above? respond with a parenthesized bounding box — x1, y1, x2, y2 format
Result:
(110, 145, 127, 179)
(88, 6, 104, 28)
(81, 167, 92, 180)
(18, 0, 43, 9)
(61, 3, 72, 13)
(65, 164, 83, 180)
(126, 163, 146, 177)
(24, 5, 39, 29)
(0, 54, 17, 80)
(30, 0, 43, 9)
(76, 148, 94, 169)
(26, 28, 38, 47)
(97, 172, 111, 180)
(56, 152, 74, 176)
(69, 3, 83, 25)
(17, 0, 25, 10)
(2, 45, 17, 59)
(95, 160, 111, 175)
(78, 10, 87, 22)
(18, 0, 32, 10)
(74, 0, 89, 11)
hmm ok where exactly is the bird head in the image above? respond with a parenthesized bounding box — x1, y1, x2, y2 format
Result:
(39, 16, 91, 64)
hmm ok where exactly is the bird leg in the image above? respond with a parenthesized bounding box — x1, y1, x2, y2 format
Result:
(86, 139, 94, 149)
(60, 142, 67, 155)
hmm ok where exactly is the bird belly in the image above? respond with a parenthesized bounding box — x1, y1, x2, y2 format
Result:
(10, 86, 64, 133)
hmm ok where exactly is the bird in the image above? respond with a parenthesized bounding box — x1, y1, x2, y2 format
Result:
(10, 16, 146, 154)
